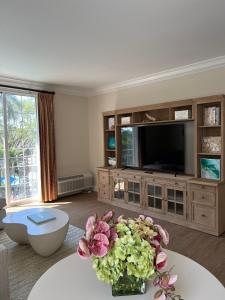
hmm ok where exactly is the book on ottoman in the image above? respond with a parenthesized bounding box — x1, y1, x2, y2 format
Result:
(27, 211, 56, 224)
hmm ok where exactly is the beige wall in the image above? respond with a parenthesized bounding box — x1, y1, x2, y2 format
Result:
(88, 67, 225, 185)
(53, 67, 225, 185)
(54, 93, 89, 177)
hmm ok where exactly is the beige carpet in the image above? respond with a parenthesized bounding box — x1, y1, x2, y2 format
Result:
(0, 225, 84, 300)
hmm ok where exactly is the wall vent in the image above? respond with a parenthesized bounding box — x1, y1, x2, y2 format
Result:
(57, 172, 93, 197)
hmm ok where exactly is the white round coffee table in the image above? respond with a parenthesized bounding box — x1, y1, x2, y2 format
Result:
(3, 208, 69, 256)
(28, 250, 225, 299)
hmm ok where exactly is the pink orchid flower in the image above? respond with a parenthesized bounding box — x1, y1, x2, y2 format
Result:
(102, 210, 114, 222)
(95, 220, 110, 234)
(154, 290, 166, 300)
(77, 238, 91, 259)
(138, 214, 154, 224)
(155, 224, 169, 245)
(160, 274, 178, 289)
(110, 228, 118, 241)
(150, 239, 161, 253)
(78, 212, 118, 259)
(156, 252, 168, 270)
(86, 215, 96, 241)
(90, 233, 109, 257)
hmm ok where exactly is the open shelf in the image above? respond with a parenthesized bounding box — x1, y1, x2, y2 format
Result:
(196, 99, 223, 181)
(198, 125, 221, 128)
(103, 113, 117, 167)
(117, 118, 194, 127)
(198, 152, 221, 156)
(133, 108, 170, 123)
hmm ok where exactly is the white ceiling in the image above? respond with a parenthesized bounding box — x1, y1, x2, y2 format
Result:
(1, 0, 225, 91)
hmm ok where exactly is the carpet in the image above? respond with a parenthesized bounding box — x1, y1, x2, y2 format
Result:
(0, 225, 84, 300)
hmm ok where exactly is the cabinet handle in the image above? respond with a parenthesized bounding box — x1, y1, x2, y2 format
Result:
(201, 214, 206, 218)
(201, 196, 205, 200)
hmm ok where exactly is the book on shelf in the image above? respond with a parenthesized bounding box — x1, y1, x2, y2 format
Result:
(204, 106, 220, 126)
(202, 136, 221, 153)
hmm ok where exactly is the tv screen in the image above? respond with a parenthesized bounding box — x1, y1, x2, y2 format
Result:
(121, 123, 185, 173)
(121, 126, 140, 168)
(140, 124, 184, 172)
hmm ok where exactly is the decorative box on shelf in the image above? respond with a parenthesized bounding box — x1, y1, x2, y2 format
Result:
(108, 117, 115, 130)
(174, 110, 192, 120)
(204, 106, 220, 126)
(121, 116, 131, 125)
(202, 137, 221, 153)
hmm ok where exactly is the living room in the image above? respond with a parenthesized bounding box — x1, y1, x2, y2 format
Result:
(0, 1, 225, 299)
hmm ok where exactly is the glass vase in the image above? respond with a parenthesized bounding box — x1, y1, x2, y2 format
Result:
(112, 274, 146, 297)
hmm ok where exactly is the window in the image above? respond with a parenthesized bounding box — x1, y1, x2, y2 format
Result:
(0, 91, 40, 203)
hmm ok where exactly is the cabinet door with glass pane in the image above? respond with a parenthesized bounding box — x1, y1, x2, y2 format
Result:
(112, 177, 126, 202)
(126, 180, 141, 206)
(145, 181, 165, 213)
(166, 187, 186, 219)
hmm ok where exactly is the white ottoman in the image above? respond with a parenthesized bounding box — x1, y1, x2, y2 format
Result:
(2, 208, 69, 256)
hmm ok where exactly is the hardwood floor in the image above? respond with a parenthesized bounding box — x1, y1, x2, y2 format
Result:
(7, 192, 225, 287)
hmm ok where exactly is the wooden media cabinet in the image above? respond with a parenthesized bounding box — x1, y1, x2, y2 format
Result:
(97, 95, 225, 236)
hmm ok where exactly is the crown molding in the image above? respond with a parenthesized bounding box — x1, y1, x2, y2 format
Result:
(0, 75, 91, 97)
(0, 75, 51, 91)
(1, 55, 225, 98)
(51, 85, 94, 97)
(91, 55, 225, 96)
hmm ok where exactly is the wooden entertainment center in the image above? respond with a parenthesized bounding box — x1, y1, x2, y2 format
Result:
(97, 95, 225, 236)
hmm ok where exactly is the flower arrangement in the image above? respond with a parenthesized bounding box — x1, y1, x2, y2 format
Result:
(77, 211, 183, 300)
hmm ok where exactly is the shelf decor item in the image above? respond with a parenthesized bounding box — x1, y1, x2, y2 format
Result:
(202, 137, 221, 153)
(77, 211, 182, 300)
(144, 112, 156, 122)
(174, 109, 191, 120)
(108, 117, 115, 130)
(108, 157, 116, 167)
(121, 116, 131, 125)
(204, 106, 220, 126)
(201, 158, 220, 180)
(108, 136, 116, 150)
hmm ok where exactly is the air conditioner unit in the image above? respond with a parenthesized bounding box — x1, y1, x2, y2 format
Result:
(57, 172, 93, 197)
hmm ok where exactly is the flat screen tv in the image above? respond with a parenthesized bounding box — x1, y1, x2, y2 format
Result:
(121, 123, 185, 173)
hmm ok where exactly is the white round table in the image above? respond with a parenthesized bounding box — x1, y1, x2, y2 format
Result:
(3, 208, 69, 256)
(28, 250, 225, 299)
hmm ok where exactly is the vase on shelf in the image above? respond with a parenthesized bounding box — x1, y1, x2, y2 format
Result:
(112, 273, 146, 297)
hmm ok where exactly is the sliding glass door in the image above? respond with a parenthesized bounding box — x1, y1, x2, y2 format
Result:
(0, 93, 6, 199)
(0, 92, 40, 204)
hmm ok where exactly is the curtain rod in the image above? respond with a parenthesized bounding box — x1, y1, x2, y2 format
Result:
(0, 84, 55, 95)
